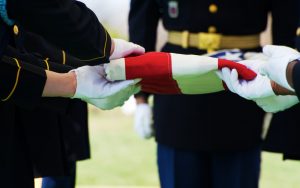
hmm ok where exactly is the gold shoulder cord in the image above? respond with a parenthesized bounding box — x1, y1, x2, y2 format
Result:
(62, 50, 66, 65)
(43, 58, 50, 70)
(2, 58, 21, 101)
(78, 30, 108, 62)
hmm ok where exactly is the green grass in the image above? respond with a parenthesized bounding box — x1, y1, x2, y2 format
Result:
(260, 153, 300, 188)
(75, 106, 300, 187)
(76, 106, 159, 186)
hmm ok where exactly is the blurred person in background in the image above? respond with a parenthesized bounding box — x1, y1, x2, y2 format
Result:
(129, 0, 297, 187)
(262, 0, 300, 163)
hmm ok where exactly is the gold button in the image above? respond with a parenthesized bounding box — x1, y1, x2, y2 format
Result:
(209, 4, 218, 14)
(208, 26, 217, 33)
(296, 27, 300, 36)
(207, 49, 216, 53)
(13, 25, 19, 35)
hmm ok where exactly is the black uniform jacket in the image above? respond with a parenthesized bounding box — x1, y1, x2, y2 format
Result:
(262, 0, 300, 160)
(129, 0, 298, 151)
(294, 64, 300, 100)
(0, 0, 112, 185)
(295, 0, 300, 95)
(293, 2, 300, 103)
(263, 0, 300, 159)
(1, 0, 112, 108)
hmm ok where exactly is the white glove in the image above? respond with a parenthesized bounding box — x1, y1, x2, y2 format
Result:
(110, 38, 145, 60)
(221, 59, 299, 112)
(221, 67, 274, 100)
(71, 65, 140, 109)
(220, 59, 275, 99)
(87, 85, 140, 110)
(134, 103, 154, 139)
(254, 95, 299, 113)
(260, 45, 300, 91)
(244, 52, 268, 61)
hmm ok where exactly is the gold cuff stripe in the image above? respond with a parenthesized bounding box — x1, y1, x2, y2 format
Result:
(78, 30, 108, 62)
(296, 27, 300, 36)
(62, 50, 66, 65)
(2, 58, 21, 101)
(44, 58, 50, 70)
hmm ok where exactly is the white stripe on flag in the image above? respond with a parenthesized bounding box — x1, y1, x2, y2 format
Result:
(105, 58, 126, 81)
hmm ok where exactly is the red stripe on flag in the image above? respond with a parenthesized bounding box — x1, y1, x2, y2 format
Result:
(125, 52, 181, 94)
(125, 52, 172, 79)
(218, 59, 257, 80)
(141, 79, 182, 94)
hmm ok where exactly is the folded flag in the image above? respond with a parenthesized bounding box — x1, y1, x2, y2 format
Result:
(105, 52, 256, 94)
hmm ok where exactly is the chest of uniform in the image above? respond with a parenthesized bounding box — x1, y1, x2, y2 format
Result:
(158, 0, 267, 19)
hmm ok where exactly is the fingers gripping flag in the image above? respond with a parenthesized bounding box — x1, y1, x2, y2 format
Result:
(105, 51, 256, 94)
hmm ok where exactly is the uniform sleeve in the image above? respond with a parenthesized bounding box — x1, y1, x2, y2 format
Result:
(129, 0, 161, 51)
(7, 0, 112, 65)
(1, 46, 76, 111)
(295, 1, 300, 51)
(296, 34, 300, 51)
(0, 56, 46, 109)
(271, 0, 298, 47)
(292, 61, 300, 99)
(21, 31, 87, 68)
(5, 46, 74, 73)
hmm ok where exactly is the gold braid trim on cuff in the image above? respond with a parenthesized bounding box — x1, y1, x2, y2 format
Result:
(2, 58, 21, 101)
(44, 58, 50, 70)
(78, 30, 108, 62)
(62, 50, 66, 65)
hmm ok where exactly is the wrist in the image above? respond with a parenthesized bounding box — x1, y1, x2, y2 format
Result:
(43, 71, 77, 98)
(66, 71, 77, 98)
(136, 96, 148, 104)
(271, 80, 295, 95)
(110, 39, 115, 56)
(286, 60, 298, 89)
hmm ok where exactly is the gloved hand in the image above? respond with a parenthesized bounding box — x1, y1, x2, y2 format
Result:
(254, 95, 299, 113)
(87, 85, 140, 110)
(110, 38, 145, 60)
(221, 67, 274, 100)
(244, 52, 268, 61)
(220, 59, 275, 100)
(260, 45, 300, 91)
(71, 65, 140, 109)
(134, 103, 154, 139)
(220, 59, 299, 112)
